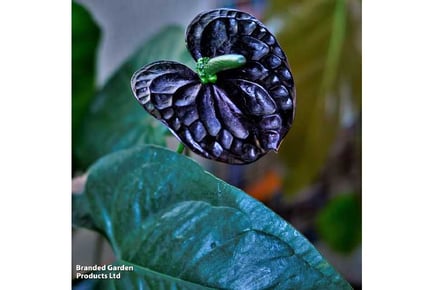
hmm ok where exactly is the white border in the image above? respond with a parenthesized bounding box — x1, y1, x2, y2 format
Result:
(1, 0, 434, 288)
(0, 1, 70, 288)
(363, 0, 434, 288)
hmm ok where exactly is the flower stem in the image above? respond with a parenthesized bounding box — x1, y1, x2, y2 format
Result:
(176, 143, 185, 154)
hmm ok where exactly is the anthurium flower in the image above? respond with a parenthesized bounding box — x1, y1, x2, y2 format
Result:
(131, 8, 295, 164)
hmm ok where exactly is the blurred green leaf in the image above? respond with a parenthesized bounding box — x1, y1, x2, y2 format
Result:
(73, 26, 195, 170)
(316, 194, 361, 253)
(72, 194, 97, 231)
(265, 0, 361, 196)
(73, 145, 351, 289)
(72, 1, 100, 167)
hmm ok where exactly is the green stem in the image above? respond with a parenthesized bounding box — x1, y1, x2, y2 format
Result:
(176, 143, 185, 154)
(197, 54, 246, 84)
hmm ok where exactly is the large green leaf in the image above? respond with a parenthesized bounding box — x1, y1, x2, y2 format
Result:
(72, 1, 100, 169)
(264, 0, 361, 196)
(73, 26, 195, 170)
(74, 145, 351, 289)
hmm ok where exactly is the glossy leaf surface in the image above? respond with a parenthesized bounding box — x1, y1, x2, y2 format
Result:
(74, 145, 351, 289)
(74, 26, 194, 170)
(131, 9, 295, 164)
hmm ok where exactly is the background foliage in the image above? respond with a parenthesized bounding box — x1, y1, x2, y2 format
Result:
(73, 25, 193, 169)
(265, 0, 361, 196)
(72, 1, 100, 168)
